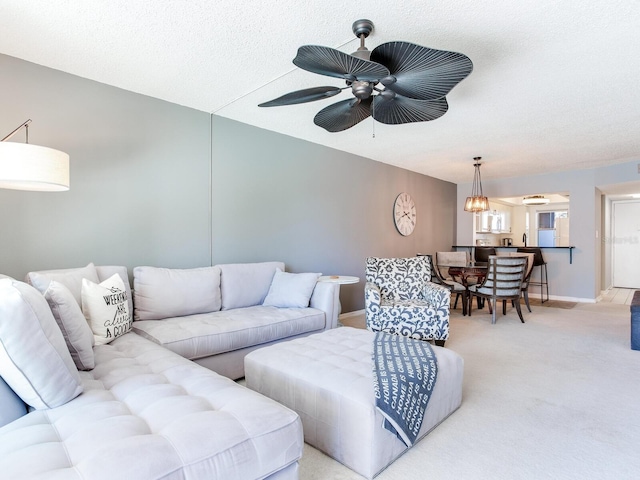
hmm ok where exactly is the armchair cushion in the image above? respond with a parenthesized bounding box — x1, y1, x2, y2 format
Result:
(365, 256, 431, 301)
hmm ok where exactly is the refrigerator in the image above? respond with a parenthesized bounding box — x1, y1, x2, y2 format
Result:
(538, 217, 569, 247)
(538, 229, 556, 247)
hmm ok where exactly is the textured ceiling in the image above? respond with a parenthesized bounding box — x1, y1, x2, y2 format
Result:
(1, 1, 639, 184)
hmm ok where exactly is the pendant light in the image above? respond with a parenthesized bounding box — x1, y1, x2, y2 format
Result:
(463, 157, 489, 212)
(522, 195, 550, 206)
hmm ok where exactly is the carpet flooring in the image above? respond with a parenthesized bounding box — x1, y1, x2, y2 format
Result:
(300, 302, 640, 479)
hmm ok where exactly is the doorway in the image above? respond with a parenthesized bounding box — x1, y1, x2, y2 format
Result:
(612, 200, 640, 288)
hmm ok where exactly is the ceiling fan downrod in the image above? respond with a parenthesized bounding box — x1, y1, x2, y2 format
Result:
(351, 19, 374, 60)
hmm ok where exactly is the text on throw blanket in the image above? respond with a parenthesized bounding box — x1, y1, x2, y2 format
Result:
(373, 333, 438, 446)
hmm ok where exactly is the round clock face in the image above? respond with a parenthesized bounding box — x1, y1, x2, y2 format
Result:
(393, 192, 416, 236)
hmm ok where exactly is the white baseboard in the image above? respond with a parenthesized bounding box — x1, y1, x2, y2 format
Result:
(529, 293, 597, 304)
(339, 309, 365, 320)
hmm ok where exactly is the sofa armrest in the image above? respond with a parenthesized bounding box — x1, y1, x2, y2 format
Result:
(310, 281, 340, 330)
(423, 281, 451, 310)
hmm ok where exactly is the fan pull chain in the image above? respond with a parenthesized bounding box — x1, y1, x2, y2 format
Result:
(372, 99, 375, 138)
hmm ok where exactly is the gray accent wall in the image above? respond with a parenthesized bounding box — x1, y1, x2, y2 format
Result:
(1, 54, 458, 313)
(211, 116, 457, 312)
(0, 54, 211, 278)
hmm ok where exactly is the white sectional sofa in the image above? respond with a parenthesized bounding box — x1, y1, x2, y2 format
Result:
(0, 261, 339, 480)
(131, 261, 339, 379)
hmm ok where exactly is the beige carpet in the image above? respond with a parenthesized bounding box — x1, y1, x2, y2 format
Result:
(300, 302, 640, 479)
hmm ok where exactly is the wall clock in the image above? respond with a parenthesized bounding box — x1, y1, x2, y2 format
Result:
(393, 192, 416, 236)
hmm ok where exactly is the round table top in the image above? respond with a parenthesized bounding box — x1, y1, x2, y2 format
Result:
(318, 275, 360, 284)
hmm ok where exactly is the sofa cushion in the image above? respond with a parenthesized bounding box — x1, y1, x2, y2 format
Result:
(82, 274, 132, 345)
(219, 261, 284, 310)
(26, 263, 100, 306)
(133, 266, 222, 321)
(0, 332, 303, 479)
(133, 305, 326, 360)
(44, 280, 95, 370)
(0, 279, 83, 409)
(263, 269, 321, 308)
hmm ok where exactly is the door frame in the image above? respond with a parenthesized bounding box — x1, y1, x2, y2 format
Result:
(612, 199, 640, 288)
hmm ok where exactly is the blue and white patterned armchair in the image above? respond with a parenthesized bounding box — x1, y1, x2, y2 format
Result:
(365, 256, 451, 346)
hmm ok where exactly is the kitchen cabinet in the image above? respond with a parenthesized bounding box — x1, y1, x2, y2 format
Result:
(475, 202, 512, 233)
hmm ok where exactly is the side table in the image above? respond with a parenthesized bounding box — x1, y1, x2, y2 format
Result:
(318, 275, 361, 323)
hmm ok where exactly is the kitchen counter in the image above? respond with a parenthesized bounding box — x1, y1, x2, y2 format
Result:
(452, 245, 576, 263)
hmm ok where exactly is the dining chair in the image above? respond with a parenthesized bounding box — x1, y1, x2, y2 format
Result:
(422, 254, 468, 315)
(467, 255, 527, 324)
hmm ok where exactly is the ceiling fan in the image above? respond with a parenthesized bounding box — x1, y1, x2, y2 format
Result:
(259, 19, 473, 133)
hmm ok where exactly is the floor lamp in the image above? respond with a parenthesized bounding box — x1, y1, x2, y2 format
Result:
(0, 119, 69, 191)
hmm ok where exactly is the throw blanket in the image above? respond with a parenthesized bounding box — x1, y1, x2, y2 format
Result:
(372, 332, 438, 447)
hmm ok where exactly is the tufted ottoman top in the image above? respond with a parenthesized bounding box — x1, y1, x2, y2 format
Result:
(244, 327, 464, 479)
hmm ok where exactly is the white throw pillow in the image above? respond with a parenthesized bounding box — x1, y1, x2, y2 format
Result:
(82, 274, 132, 345)
(44, 281, 95, 370)
(0, 279, 83, 409)
(263, 270, 321, 308)
(27, 263, 100, 306)
(133, 266, 222, 320)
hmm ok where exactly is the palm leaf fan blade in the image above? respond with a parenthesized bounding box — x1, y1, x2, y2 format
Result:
(314, 98, 372, 132)
(372, 95, 448, 125)
(371, 41, 473, 100)
(293, 45, 389, 82)
(259, 86, 342, 107)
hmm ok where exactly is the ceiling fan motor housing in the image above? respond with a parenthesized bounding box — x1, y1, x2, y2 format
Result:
(352, 81, 373, 99)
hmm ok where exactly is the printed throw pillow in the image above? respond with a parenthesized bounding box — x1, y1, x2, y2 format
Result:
(262, 269, 321, 308)
(81, 274, 132, 345)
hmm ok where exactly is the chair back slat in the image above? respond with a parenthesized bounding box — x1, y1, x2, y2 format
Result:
(476, 256, 527, 297)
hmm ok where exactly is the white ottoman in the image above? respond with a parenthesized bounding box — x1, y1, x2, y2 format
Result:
(244, 327, 464, 479)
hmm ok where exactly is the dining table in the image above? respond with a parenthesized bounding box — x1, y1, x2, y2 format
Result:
(435, 261, 489, 315)
(441, 262, 489, 288)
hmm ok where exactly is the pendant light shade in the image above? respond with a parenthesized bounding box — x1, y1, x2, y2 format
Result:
(0, 119, 69, 192)
(464, 157, 489, 212)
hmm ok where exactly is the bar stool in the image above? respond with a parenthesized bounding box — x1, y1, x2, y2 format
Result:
(474, 247, 496, 263)
(517, 247, 549, 303)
